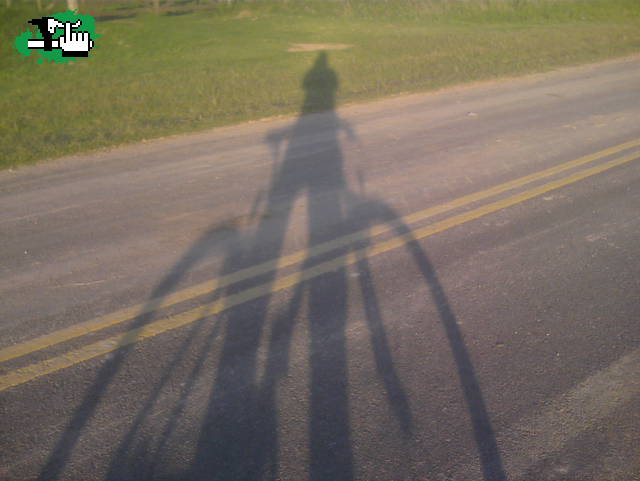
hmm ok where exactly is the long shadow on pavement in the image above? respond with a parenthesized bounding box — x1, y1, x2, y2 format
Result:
(37, 51, 505, 481)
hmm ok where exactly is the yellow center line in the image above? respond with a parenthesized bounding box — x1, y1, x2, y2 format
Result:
(1, 138, 640, 365)
(1, 149, 638, 392)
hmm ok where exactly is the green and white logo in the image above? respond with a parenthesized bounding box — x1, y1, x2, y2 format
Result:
(15, 10, 97, 64)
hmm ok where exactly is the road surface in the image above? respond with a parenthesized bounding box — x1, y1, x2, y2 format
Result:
(1, 54, 639, 481)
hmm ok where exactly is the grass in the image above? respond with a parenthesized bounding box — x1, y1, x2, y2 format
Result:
(1, 0, 640, 169)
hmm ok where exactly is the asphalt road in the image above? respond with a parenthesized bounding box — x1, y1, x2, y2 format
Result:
(1, 54, 640, 481)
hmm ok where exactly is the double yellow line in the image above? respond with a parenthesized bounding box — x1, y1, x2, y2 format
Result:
(2, 138, 640, 392)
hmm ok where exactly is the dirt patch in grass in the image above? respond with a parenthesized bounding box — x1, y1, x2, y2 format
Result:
(287, 43, 353, 52)
(236, 10, 254, 19)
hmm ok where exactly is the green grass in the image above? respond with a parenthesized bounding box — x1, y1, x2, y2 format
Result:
(2, 0, 640, 169)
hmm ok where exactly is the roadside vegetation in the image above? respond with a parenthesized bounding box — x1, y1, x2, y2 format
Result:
(2, 0, 640, 169)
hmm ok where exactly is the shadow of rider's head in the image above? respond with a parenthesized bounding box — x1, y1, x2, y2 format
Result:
(301, 51, 338, 114)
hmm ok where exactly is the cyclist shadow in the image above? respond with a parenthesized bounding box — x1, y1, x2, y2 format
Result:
(184, 50, 413, 481)
(38, 52, 505, 481)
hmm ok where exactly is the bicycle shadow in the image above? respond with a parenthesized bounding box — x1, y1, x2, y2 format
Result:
(37, 51, 505, 481)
